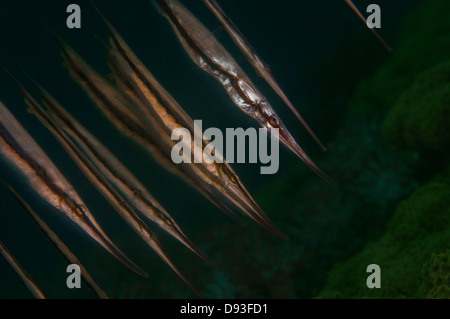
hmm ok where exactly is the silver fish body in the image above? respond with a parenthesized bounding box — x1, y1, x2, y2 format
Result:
(155, 0, 333, 184)
(3, 182, 108, 299)
(202, 0, 326, 151)
(0, 101, 146, 277)
(60, 25, 286, 239)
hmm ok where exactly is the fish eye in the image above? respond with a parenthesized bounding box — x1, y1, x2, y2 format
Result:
(268, 115, 279, 127)
(230, 174, 238, 184)
(165, 217, 174, 227)
(73, 205, 86, 218)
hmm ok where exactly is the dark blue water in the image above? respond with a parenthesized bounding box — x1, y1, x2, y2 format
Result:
(0, 0, 418, 298)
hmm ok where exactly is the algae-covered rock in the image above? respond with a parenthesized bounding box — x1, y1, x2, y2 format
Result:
(348, 0, 450, 115)
(314, 0, 450, 299)
(381, 62, 450, 152)
(317, 166, 450, 298)
(421, 250, 450, 298)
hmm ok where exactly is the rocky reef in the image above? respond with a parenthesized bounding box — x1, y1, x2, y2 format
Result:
(318, 167, 450, 298)
(318, 0, 450, 298)
(382, 62, 450, 153)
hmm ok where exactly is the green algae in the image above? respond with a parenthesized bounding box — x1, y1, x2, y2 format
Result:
(317, 167, 450, 298)
(26, 0, 443, 299)
(97, 0, 449, 298)
(421, 250, 450, 298)
(316, 0, 450, 299)
(381, 61, 450, 152)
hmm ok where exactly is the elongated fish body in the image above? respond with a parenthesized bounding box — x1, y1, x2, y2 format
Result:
(60, 44, 183, 178)
(59, 44, 229, 219)
(3, 182, 108, 299)
(202, 0, 326, 151)
(18, 86, 199, 293)
(0, 241, 46, 299)
(30, 81, 215, 269)
(109, 51, 286, 238)
(155, 0, 333, 184)
(94, 11, 286, 238)
(104, 31, 284, 236)
(0, 101, 146, 277)
(344, 0, 392, 52)
(60, 37, 286, 239)
(155, 0, 263, 116)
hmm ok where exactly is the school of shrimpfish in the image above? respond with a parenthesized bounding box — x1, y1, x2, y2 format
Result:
(0, 0, 388, 298)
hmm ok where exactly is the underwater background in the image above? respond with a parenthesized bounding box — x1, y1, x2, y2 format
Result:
(0, 0, 448, 298)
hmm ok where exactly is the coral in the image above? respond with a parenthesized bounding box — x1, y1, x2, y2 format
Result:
(381, 61, 450, 152)
(317, 166, 450, 298)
